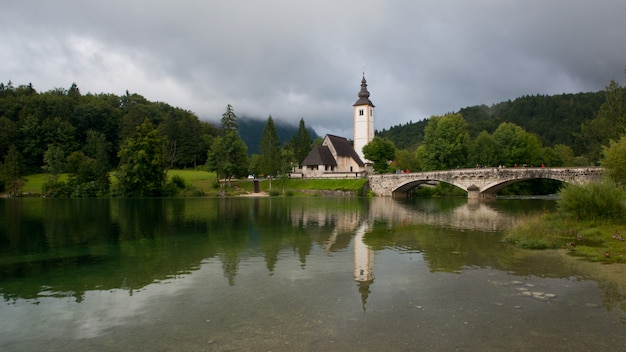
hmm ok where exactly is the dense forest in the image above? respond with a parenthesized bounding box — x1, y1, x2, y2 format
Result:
(377, 91, 606, 155)
(0, 81, 311, 173)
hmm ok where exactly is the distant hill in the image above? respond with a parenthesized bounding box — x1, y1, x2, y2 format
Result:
(238, 116, 319, 155)
(377, 91, 605, 155)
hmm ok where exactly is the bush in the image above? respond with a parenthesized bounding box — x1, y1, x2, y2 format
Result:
(43, 180, 71, 197)
(268, 189, 281, 196)
(170, 175, 186, 189)
(557, 181, 625, 220)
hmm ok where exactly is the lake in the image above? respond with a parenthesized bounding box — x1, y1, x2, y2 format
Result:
(1, 197, 625, 351)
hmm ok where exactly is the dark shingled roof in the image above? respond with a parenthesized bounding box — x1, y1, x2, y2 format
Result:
(326, 135, 364, 167)
(353, 75, 375, 107)
(301, 145, 337, 166)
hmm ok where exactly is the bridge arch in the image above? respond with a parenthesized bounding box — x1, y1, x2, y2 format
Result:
(393, 178, 466, 196)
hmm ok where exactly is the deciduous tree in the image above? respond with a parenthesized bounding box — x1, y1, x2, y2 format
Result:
(363, 137, 396, 173)
(116, 119, 167, 197)
(206, 131, 249, 187)
(601, 135, 626, 186)
(1, 145, 24, 197)
(420, 113, 469, 170)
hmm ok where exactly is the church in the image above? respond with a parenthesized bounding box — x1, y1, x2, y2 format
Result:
(295, 74, 375, 178)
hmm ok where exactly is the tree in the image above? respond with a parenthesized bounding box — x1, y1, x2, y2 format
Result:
(469, 131, 498, 167)
(116, 119, 167, 197)
(420, 113, 470, 170)
(289, 118, 313, 164)
(493, 122, 543, 167)
(601, 135, 626, 186)
(1, 145, 25, 197)
(278, 147, 295, 193)
(206, 131, 249, 187)
(258, 116, 281, 188)
(220, 104, 238, 134)
(84, 130, 111, 195)
(43, 144, 66, 179)
(363, 137, 396, 173)
(393, 148, 421, 172)
(581, 80, 626, 162)
(18, 114, 45, 172)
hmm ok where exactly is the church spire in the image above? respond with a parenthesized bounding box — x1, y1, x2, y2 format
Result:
(353, 73, 375, 107)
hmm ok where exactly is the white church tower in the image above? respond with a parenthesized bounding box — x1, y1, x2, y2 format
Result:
(353, 73, 375, 163)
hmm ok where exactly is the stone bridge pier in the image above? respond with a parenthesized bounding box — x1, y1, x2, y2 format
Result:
(368, 167, 604, 199)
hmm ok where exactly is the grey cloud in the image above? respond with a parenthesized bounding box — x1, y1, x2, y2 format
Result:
(1, 0, 625, 137)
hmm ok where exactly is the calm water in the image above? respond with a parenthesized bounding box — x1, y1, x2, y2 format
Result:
(1, 197, 625, 351)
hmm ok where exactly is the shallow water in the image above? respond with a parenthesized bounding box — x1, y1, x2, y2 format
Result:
(1, 197, 625, 351)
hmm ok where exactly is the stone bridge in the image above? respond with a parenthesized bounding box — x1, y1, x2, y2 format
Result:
(368, 167, 604, 199)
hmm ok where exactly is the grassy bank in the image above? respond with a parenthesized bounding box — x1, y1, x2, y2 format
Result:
(13, 170, 369, 197)
(505, 212, 626, 264)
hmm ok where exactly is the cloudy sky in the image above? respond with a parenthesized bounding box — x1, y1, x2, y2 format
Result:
(2, 1, 625, 137)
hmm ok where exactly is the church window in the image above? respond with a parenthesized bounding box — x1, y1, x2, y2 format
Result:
(359, 109, 364, 116)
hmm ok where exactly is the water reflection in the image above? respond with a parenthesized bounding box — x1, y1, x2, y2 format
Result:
(0, 196, 601, 302)
(1, 197, 626, 351)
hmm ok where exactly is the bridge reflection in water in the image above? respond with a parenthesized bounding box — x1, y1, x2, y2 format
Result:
(313, 197, 531, 309)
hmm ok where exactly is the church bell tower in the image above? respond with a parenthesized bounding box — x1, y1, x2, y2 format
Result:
(353, 73, 375, 163)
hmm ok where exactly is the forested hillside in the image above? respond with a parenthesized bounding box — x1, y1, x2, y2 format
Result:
(0, 82, 218, 173)
(239, 116, 319, 155)
(0, 81, 316, 173)
(377, 91, 605, 154)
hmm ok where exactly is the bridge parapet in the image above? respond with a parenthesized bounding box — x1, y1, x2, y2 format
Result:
(368, 167, 604, 198)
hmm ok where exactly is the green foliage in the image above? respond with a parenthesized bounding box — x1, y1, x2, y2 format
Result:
(469, 130, 498, 167)
(206, 131, 249, 186)
(557, 181, 625, 220)
(0, 81, 214, 177)
(580, 81, 626, 162)
(601, 135, 626, 186)
(376, 119, 428, 150)
(289, 118, 313, 164)
(163, 175, 187, 196)
(379, 91, 604, 167)
(116, 120, 168, 197)
(420, 113, 469, 170)
(411, 182, 467, 197)
(492, 122, 543, 167)
(268, 189, 281, 196)
(258, 116, 281, 178)
(43, 144, 66, 177)
(363, 137, 396, 173)
(238, 117, 318, 156)
(0, 145, 25, 197)
(220, 104, 238, 133)
(392, 148, 421, 172)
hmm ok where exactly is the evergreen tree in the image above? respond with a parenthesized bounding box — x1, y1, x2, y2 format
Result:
(290, 118, 313, 164)
(220, 104, 238, 134)
(258, 116, 282, 186)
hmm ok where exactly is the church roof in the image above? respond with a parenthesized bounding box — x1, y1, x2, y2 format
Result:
(301, 145, 337, 166)
(326, 135, 365, 166)
(353, 75, 375, 107)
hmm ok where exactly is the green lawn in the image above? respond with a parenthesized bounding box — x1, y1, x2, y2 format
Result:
(14, 170, 367, 197)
